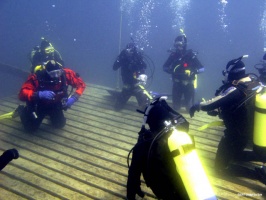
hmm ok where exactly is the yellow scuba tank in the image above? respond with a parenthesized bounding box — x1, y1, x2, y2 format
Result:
(253, 91, 266, 159)
(168, 128, 216, 200)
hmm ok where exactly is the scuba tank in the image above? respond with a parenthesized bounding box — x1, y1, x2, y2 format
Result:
(253, 89, 266, 160)
(141, 96, 216, 200)
(167, 126, 217, 200)
(253, 60, 266, 160)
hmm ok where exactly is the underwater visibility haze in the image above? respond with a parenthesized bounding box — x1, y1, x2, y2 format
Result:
(0, 0, 265, 100)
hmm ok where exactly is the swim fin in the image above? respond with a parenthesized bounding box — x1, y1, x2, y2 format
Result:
(198, 120, 224, 131)
(106, 89, 121, 97)
(0, 105, 24, 120)
(0, 112, 13, 120)
(12, 105, 24, 118)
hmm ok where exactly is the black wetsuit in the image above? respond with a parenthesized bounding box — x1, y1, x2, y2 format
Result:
(199, 76, 261, 171)
(127, 129, 189, 200)
(113, 49, 150, 110)
(163, 49, 204, 111)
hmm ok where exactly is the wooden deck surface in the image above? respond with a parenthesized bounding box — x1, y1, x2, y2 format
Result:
(0, 83, 265, 200)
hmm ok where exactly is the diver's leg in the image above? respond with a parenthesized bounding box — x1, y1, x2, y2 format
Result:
(114, 87, 131, 111)
(172, 82, 182, 111)
(215, 136, 233, 172)
(184, 83, 194, 112)
(215, 130, 246, 172)
(50, 108, 66, 129)
(20, 105, 43, 132)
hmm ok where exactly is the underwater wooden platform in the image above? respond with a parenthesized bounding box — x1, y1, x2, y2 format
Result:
(0, 83, 265, 200)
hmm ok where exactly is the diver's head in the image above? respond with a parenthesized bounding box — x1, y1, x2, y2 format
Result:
(40, 38, 55, 54)
(142, 97, 189, 133)
(174, 35, 187, 51)
(223, 56, 247, 83)
(125, 42, 137, 56)
(254, 54, 266, 82)
(45, 60, 63, 79)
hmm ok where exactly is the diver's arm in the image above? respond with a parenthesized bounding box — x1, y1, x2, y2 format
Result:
(31, 52, 42, 68)
(188, 50, 204, 74)
(200, 86, 243, 111)
(18, 75, 39, 102)
(138, 58, 147, 74)
(113, 51, 126, 71)
(113, 58, 121, 71)
(64, 69, 86, 96)
(195, 60, 205, 74)
(163, 53, 175, 74)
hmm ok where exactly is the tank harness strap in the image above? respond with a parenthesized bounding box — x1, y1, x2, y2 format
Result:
(170, 143, 195, 157)
(255, 106, 266, 114)
(138, 85, 153, 100)
(232, 80, 250, 95)
(173, 64, 180, 73)
(231, 79, 263, 113)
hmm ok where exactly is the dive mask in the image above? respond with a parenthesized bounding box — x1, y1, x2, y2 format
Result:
(174, 41, 185, 51)
(45, 46, 55, 54)
(46, 69, 63, 78)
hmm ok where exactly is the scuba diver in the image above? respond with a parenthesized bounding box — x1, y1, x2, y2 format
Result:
(18, 60, 86, 132)
(163, 30, 204, 112)
(112, 42, 152, 111)
(0, 149, 19, 171)
(30, 37, 64, 73)
(127, 96, 216, 200)
(189, 55, 266, 178)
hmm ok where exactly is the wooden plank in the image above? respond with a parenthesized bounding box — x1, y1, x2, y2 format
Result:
(0, 83, 265, 200)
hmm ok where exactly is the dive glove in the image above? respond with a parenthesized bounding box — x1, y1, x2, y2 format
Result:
(189, 103, 200, 118)
(197, 67, 205, 74)
(38, 91, 55, 100)
(64, 95, 78, 109)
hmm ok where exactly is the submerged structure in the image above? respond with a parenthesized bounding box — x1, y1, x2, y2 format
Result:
(0, 81, 265, 199)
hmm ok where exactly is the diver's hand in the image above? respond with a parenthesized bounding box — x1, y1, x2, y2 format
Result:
(38, 90, 55, 100)
(197, 67, 205, 74)
(138, 126, 147, 136)
(189, 103, 200, 118)
(63, 95, 78, 109)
